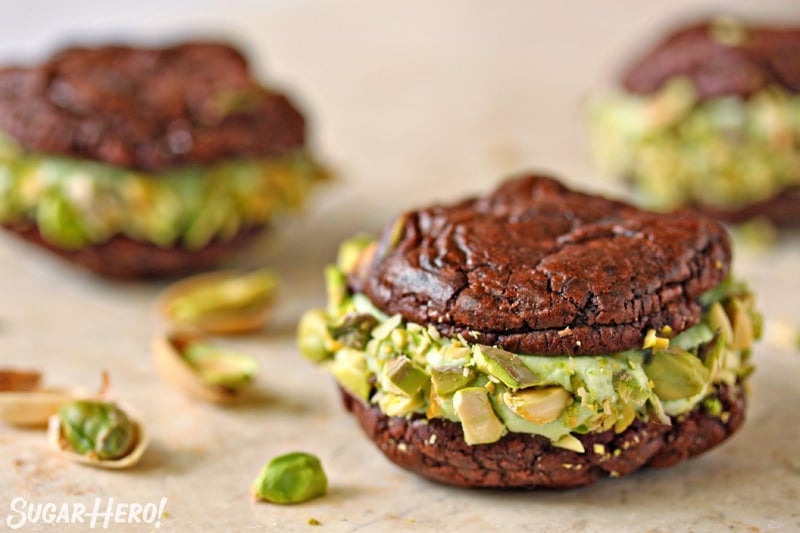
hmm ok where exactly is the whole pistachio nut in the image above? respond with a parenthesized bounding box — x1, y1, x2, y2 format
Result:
(251, 452, 328, 504)
(58, 400, 135, 460)
(160, 269, 278, 334)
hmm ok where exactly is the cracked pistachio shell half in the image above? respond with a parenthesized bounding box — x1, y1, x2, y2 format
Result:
(152, 335, 258, 404)
(157, 269, 278, 334)
(0, 369, 86, 427)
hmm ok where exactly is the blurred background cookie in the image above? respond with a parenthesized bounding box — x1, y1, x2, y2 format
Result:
(590, 17, 800, 227)
(0, 41, 328, 278)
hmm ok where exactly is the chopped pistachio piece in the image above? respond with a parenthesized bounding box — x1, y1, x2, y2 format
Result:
(182, 341, 257, 389)
(329, 314, 378, 351)
(699, 277, 749, 307)
(552, 434, 585, 453)
(643, 347, 710, 401)
(252, 452, 327, 504)
(728, 298, 754, 351)
(383, 357, 427, 396)
(431, 365, 475, 396)
(473, 345, 539, 390)
(336, 234, 374, 274)
(707, 301, 734, 345)
(453, 387, 506, 445)
(502, 386, 572, 425)
(58, 400, 135, 460)
(329, 349, 370, 401)
(614, 404, 636, 433)
(378, 392, 423, 417)
(297, 310, 337, 362)
(671, 323, 714, 351)
(642, 329, 669, 350)
(324, 266, 348, 313)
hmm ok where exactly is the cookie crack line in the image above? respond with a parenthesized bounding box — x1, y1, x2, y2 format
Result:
(355, 175, 731, 355)
(0, 42, 306, 172)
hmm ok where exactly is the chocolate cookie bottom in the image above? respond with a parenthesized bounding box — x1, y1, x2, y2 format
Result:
(341, 383, 745, 489)
(2, 221, 263, 279)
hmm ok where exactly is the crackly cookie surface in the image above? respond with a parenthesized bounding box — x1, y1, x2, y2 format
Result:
(0, 42, 304, 171)
(351, 175, 731, 356)
(622, 20, 800, 99)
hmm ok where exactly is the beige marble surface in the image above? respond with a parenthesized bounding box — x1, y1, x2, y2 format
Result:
(1, 1, 799, 531)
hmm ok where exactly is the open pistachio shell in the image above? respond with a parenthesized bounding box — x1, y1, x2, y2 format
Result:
(152, 335, 257, 404)
(0, 387, 86, 427)
(157, 269, 278, 334)
(47, 401, 148, 469)
(0, 369, 42, 392)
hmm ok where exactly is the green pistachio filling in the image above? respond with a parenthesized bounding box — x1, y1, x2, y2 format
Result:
(590, 78, 800, 210)
(298, 238, 760, 449)
(0, 133, 327, 249)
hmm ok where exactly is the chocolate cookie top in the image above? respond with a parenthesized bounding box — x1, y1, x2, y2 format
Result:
(0, 42, 305, 171)
(351, 175, 731, 356)
(622, 19, 800, 100)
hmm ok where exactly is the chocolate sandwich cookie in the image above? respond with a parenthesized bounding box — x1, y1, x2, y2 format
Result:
(0, 42, 327, 278)
(298, 175, 761, 489)
(590, 17, 800, 226)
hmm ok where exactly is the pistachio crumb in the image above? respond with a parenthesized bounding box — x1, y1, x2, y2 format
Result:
(576, 386, 588, 406)
(562, 463, 574, 469)
(609, 470, 620, 478)
(575, 340, 582, 347)
(308, 518, 321, 526)
(397, 442, 408, 453)
(720, 411, 731, 423)
(714, 260, 724, 270)
(593, 443, 605, 455)
(484, 381, 496, 394)
(710, 15, 748, 47)
(642, 329, 669, 350)
(613, 449, 621, 457)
